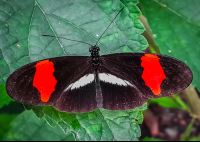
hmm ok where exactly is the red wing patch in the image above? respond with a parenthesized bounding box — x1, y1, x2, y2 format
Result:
(33, 60, 57, 102)
(141, 54, 166, 95)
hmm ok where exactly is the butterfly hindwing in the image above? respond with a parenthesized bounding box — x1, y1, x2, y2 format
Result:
(99, 53, 193, 110)
(54, 77, 96, 113)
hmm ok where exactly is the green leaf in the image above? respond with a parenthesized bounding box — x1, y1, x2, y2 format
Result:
(0, 0, 147, 83)
(139, 0, 200, 89)
(141, 137, 165, 141)
(188, 136, 200, 141)
(1, 0, 148, 140)
(0, 84, 13, 108)
(181, 118, 195, 141)
(23, 104, 44, 118)
(173, 94, 189, 111)
(3, 110, 75, 141)
(0, 114, 17, 141)
(24, 103, 147, 141)
(148, 94, 189, 110)
(148, 96, 181, 109)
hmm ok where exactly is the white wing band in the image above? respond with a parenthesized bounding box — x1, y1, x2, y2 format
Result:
(99, 73, 133, 86)
(65, 74, 94, 91)
(65, 73, 133, 91)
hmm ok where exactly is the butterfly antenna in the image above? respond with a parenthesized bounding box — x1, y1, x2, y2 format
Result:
(95, 7, 124, 46)
(42, 35, 93, 46)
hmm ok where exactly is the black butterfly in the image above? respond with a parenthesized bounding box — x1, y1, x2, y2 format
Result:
(6, 8, 193, 113)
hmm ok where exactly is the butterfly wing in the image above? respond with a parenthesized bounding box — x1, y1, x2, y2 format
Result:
(99, 53, 193, 110)
(6, 56, 97, 113)
(6, 53, 193, 112)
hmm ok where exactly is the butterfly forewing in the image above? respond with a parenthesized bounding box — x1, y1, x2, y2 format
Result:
(99, 53, 193, 110)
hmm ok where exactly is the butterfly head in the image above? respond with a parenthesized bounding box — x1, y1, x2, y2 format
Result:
(89, 46, 100, 57)
(89, 46, 100, 52)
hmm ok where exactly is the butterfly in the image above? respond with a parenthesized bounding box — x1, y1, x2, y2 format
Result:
(5, 8, 193, 113)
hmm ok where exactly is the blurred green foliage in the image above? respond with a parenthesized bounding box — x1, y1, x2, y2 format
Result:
(0, 84, 13, 109)
(0, 114, 17, 141)
(141, 137, 165, 141)
(140, 0, 200, 140)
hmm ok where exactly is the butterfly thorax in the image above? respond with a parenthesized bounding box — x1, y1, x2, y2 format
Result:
(89, 46, 100, 71)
